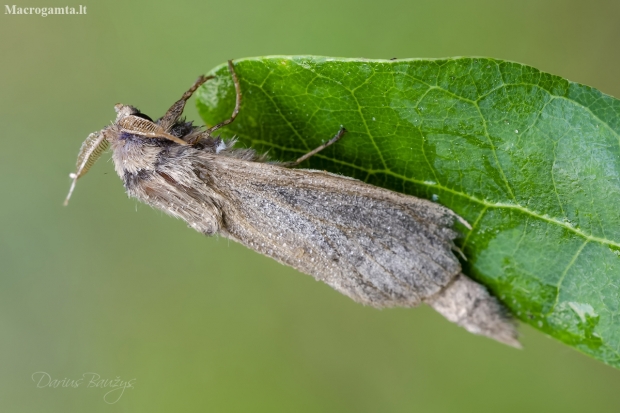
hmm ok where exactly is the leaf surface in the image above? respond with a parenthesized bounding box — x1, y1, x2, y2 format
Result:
(197, 56, 620, 367)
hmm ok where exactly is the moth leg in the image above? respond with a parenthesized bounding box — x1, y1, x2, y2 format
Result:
(159, 75, 215, 131)
(281, 127, 347, 167)
(204, 60, 242, 135)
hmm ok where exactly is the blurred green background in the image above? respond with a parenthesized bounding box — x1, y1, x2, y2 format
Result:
(1, 0, 620, 411)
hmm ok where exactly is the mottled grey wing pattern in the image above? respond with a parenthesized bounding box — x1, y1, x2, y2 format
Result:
(208, 156, 462, 308)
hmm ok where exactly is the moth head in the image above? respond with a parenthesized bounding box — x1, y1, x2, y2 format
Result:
(114, 103, 155, 122)
(114, 104, 140, 121)
(63, 129, 110, 206)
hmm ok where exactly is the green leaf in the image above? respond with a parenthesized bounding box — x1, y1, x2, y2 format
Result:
(196, 56, 620, 368)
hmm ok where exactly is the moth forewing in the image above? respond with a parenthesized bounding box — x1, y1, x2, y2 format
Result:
(66, 60, 520, 348)
(207, 155, 462, 307)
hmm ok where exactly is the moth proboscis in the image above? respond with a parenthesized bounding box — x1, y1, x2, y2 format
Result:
(65, 60, 520, 348)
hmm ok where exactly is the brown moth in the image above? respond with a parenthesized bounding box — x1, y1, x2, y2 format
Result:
(65, 61, 520, 347)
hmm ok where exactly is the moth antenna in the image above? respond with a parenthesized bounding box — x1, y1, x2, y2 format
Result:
(117, 116, 189, 146)
(64, 173, 79, 206)
(64, 131, 109, 206)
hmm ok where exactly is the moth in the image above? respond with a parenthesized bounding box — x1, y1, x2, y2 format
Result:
(65, 61, 519, 347)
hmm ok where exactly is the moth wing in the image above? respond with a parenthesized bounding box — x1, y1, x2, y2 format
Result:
(208, 156, 462, 308)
